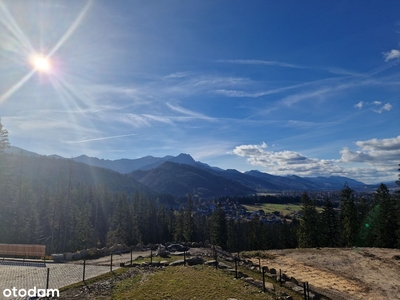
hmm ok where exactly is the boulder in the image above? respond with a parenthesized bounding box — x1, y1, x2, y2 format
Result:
(51, 254, 64, 263)
(282, 273, 290, 281)
(64, 252, 73, 261)
(186, 256, 204, 266)
(73, 252, 81, 260)
(156, 244, 170, 258)
(80, 249, 88, 258)
(269, 268, 277, 275)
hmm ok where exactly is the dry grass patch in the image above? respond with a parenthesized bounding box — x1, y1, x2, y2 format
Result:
(112, 265, 273, 300)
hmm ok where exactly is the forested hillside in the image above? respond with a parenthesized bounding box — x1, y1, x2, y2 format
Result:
(1, 121, 400, 255)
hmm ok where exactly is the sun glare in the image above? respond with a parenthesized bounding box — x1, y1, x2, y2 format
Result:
(30, 55, 51, 72)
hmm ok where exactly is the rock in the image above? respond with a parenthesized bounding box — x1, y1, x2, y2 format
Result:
(253, 280, 263, 288)
(160, 261, 169, 266)
(156, 244, 169, 258)
(73, 252, 81, 260)
(269, 268, 277, 275)
(80, 249, 88, 258)
(282, 273, 290, 281)
(64, 252, 73, 261)
(243, 277, 254, 282)
(285, 296, 293, 300)
(186, 256, 204, 266)
(204, 260, 217, 266)
(51, 254, 64, 262)
(290, 276, 299, 285)
(218, 263, 230, 269)
(264, 282, 275, 291)
(169, 259, 185, 266)
(150, 261, 160, 267)
(291, 285, 304, 293)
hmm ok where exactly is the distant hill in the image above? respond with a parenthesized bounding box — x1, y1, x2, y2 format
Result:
(5, 148, 371, 197)
(130, 161, 256, 197)
(4, 152, 155, 196)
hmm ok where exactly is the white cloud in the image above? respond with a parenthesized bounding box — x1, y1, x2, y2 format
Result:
(355, 101, 363, 109)
(383, 49, 400, 61)
(232, 142, 342, 176)
(354, 101, 392, 114)
(233, 136, 400, 183)
(373, 103, 392, 113)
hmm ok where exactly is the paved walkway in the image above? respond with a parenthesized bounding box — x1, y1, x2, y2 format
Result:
(0, 251, 150, 300)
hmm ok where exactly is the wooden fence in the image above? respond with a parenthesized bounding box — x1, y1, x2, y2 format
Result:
(0, 243, 46, 258)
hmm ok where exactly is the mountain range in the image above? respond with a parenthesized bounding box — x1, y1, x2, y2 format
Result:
(5, 146, 372, 197)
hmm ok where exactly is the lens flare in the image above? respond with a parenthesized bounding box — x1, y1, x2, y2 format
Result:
(30, 55, 51, 72)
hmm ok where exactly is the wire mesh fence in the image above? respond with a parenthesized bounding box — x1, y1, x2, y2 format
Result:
(0, 250, 147, 300)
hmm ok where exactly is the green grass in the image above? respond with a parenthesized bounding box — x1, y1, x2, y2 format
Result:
(244, 203, 302, 215)
(244, 203, 322, 216)
(112, 265, 273, 300)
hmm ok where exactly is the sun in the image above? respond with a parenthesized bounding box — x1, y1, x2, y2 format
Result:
(30, 55, 51, 72)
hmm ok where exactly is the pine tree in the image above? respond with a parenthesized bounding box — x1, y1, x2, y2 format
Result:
(374, 183, 397, 248)
(340, 183, 358, 246)
(210, 202, 227, 249)
(320, 198, 340, 247)
(297, 193, 320, 248)
(183, 195, 196, 242)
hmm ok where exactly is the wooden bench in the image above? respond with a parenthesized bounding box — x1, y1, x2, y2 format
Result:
(0, 243, 46, 258)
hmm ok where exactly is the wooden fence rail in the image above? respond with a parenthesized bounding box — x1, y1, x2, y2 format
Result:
(0, 243, 46, 258)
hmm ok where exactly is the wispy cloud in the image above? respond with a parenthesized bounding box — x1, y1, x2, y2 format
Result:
(63, 133, 138, 144)
(217, 59, 305, 69)
(355, 101, 392, 113)
(383, 49, 400, 61)
(166, 102, 215, 121)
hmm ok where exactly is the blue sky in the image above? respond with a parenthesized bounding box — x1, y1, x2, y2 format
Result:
(0, 0, 399, 184)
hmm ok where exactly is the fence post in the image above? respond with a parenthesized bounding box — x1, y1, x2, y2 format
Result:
(110, 252, 113, 272)
(183, 251, 186, 266)
(83, 259, 86, 282)
(307, 281, 310, 299)
(130, 249, 133, 266)
(279, 269, 282, 287)
(303, 282, 307, 300)
(46, 268, 50, 299)
(262, 267, 266, 293)
(150, 249, 153, 264)
(258, 257, 261, 272)
(234, 257, 238, 278)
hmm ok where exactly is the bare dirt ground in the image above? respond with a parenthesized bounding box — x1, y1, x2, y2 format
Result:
(250, 247, 400, 300)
